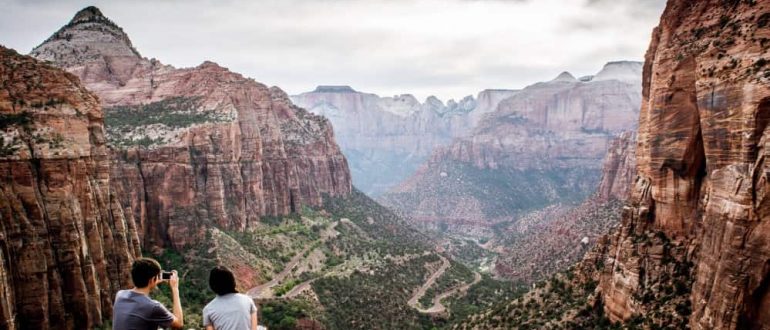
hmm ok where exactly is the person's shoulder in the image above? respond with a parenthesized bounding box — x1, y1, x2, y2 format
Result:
(203, 297, 219, 312)
(235, 293, 253, 302)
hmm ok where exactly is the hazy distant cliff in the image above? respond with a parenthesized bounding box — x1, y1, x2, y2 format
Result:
(380, 61, 642, 235)
(291, 86, 517, 195)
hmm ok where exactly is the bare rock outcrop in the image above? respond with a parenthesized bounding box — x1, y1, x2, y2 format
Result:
(597, 131, 637, 201)
(31, 7, 352, 251)
(593, 1, 770, 329)
(0, 46, 140, 329)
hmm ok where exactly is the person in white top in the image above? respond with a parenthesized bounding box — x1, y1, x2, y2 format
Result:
(203, 266, 258, 330)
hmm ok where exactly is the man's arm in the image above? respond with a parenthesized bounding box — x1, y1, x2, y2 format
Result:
(251, 311, 258, 330)
(169, 270, 184, 329)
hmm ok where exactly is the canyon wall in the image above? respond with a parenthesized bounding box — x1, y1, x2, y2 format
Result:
(594, 1, 770, 328)
(597, 131, 637, 201)
(0, 47, 140, 329)
(31, 7, 352, 250)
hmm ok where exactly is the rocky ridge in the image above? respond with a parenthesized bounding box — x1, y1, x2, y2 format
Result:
(31, 7, 352, 251)
(0, 46, 140, 329)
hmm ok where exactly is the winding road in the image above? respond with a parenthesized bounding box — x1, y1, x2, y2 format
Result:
(407, 255, 482, 315)
(247, 221, 338, 299)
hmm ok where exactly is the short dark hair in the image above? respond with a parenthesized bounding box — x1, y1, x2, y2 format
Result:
(209, 266, 238, 295)
(131, 258, 161, 288)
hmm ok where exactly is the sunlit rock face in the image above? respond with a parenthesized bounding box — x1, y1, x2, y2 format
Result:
(291, 86, 507, 196)
(0, 46, 141, 330)
(591, 1, 770, 328)
(380, 62, 642, 234)
(31, 7, 352, 251)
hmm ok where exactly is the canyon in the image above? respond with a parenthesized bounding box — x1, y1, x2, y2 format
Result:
(380, 61, 643, 238)
(2, 0, 770, 329)
(291, 86, 518, 196)
(455, 0, 770, 329)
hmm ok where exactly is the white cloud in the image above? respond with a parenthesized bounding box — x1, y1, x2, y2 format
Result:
(0, 0, 665, 101)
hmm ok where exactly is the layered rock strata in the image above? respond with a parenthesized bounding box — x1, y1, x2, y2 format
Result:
(594, 1, 770, 328)
(381, 62, 642, 231)
(597, 131, 637, 201)
(31, 7, 352, 250)
(291, 86, 505, 195)
(0, 47, 140, 329)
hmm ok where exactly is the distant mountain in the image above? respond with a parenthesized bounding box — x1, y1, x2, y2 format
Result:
(380, 61, 642, 238)
(31, 6, 352, 252)
(291, 86, 518, 196)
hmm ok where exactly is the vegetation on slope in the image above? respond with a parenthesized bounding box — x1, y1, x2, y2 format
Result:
(103, 96, 232, 147)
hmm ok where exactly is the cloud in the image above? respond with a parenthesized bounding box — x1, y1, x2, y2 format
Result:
(0, 0, 665, 100)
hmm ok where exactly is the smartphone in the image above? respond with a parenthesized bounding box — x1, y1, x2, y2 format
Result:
(161, 271, 172, 280)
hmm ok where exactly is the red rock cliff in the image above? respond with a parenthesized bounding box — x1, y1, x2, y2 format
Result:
(0, 47, 140, 329)
(596, 1, 770, 329)
(31, 7, 352, 250)
(597, 131, 637, 201)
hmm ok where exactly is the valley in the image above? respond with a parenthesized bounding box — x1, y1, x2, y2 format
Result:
(1, 1, 769, 329)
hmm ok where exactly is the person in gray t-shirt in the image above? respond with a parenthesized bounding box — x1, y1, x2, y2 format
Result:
(113, 258, 184, 330)
(203, 266, 258, 330)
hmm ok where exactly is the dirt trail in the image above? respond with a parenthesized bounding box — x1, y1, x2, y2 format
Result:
(407, 255, 450, 309)
(247, 221, 338, 299)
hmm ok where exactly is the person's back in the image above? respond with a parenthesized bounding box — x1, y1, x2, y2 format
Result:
(204, 266, 258, 330)
(202, 293, 256, 330)
(113, 289, 173, 330)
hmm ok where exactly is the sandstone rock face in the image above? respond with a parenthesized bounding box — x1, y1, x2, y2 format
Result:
(291, 86, 493, 196)
(597, 131, 637, 201)
(381, 63, 642, 232)
(0, 47, 140, 329)
(594, 1, 770, 328)
(31, 7, 352, 250)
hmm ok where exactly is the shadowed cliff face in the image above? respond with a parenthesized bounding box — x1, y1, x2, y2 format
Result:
(594, 1, 770, 328)
(0, 47, 140, 330)
(31, 7, 352, 251)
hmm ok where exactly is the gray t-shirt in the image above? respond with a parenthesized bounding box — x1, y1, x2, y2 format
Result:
(113, 290, 174, 330)
(203, 293, 257, 330)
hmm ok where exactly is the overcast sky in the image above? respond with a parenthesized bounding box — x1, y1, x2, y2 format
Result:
(0, 0, 666, 101)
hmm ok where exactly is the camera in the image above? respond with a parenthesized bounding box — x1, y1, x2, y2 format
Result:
(161, 271, 173, 280)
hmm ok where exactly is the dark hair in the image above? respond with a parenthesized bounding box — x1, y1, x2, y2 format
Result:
(131, 258, 161, 288)
(209, 266, 238, 295)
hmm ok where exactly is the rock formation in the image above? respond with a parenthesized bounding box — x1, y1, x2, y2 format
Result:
(597, 131, 637, 201)
(595, 1, 770, 328)
(0, 47, 140, 329)
(291, 86, 516, 196)
(380, 62, 642, 234)
(31, 7, 352, 251)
